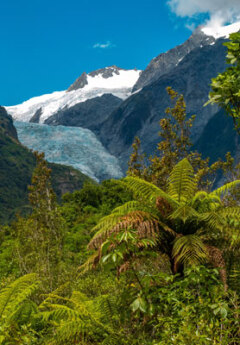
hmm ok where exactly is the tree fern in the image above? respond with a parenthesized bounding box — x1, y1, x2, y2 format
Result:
(85, 158, 240, 287)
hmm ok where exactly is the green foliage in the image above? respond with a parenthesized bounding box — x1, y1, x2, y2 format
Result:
(207, 32, 240, 132)
(88, 159, 240, 294)
(0, 274, 39, 344)
(149, 266, 240, 344)
(147, 87, 196, 187)
(127, 87, 224, 191)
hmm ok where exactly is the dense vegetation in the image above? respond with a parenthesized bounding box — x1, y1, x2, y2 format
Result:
(1, 33, 240, 344)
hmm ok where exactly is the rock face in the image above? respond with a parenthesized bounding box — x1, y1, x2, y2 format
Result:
(99, 39, 227, 169)
(132, 28, 216, 92)
(29, 108, 42, 123)
(45, 94, 122, 131)
(67, 72, 88, 91)
(68, 66, 129, 92)
(0, 106, 18, 140)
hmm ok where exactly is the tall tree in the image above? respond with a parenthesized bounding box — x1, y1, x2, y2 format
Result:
(15, 152, 65, 291)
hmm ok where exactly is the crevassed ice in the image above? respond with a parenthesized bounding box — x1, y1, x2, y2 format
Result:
(6, 69, 141, 123)
(14, 121, 123, 182)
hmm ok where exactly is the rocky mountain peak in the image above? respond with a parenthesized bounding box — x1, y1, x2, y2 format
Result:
(67, 72, 88, 91)
(132, 26, 217, 92)
(67, 66, 128, 92)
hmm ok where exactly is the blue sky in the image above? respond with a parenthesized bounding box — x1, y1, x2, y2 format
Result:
(0, 0, 218, 105)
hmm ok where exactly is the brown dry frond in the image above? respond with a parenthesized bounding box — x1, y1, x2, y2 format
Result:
(156, 196, 172, 217)
(118, 261, 131, 274)
(207, 245, 228, 291)
(88, 211, 157, 250)
(88, 219, 141, 249)
(136, 220, 159, 239)
(122, 210, 157, 222)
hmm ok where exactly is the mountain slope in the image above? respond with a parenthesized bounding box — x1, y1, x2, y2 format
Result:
(194, 109, 239, 164)
(45, 93, 122, 131)
(99, 39, 228, 169)
(133, 22, 240, 92)
(0, 107, 92, 224)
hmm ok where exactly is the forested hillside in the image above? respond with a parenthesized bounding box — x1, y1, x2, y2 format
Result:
(0, 107, 92, 223)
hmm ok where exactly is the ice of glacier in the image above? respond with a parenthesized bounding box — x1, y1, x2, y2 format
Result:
(14, 121, 123, 182)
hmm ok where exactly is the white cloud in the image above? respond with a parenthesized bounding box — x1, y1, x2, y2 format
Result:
(93, 41, 115, 49)
(168, 0, 240, 29)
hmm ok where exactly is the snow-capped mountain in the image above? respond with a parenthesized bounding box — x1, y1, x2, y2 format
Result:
(4, 22, 240, 179)
(6, 66, 141, 123)
(132, 22, 240, 92)
(98, 22, 240, 169)
(201, 21, 240, 39)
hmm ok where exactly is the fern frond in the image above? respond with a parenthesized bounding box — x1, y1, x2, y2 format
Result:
(51, 319, 87, 344)
(102, 333, 120, 345)
(168, 158, 197, 203)
(91, 213, 123, 233)
(112, 201, 143, 215)
(228, 263, 240, 292)
(157, 220, 178, 237)
(172, 235, 208, 266)
(42, 304, 80, 322)
(89, 211, 156, 249)
(124, 177, 178, 208)
(0, 273, 39, 322)
(198, 211, 225, 230)
(190, 191, 221, 212)
(218, 207, 240, 223)
(210, 180, 240, 198)
(44, 290, 113, 345)
(169, 205, 201, 223)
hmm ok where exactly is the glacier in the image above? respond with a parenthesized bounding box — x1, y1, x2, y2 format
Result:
(14, 121, 123, 182)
